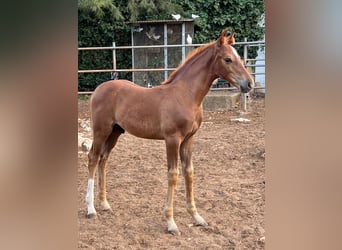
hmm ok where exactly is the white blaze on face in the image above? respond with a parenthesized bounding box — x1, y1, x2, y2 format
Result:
(232, 47, 240, 58)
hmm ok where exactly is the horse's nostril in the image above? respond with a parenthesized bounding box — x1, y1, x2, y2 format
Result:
(247, 81, 252, 89)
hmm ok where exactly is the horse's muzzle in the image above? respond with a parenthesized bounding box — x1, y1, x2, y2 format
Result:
(239, 80, 253, 93)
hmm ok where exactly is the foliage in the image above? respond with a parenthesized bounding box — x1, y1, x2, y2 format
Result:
(181, 0, 264, 56)
(78, 0, 123, 20)
(78, 2, 131, 91)
(78, 0, 264, 91)
(127, 0, 184, 21)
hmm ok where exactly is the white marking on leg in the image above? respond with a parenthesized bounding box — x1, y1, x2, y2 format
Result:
(86, 178, 96, 215)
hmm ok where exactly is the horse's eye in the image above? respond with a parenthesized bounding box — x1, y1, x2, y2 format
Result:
(224, 57, 232, 64)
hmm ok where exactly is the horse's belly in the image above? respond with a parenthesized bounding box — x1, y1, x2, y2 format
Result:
(118, 119, 164, 140)
(126, 127, 164, 140)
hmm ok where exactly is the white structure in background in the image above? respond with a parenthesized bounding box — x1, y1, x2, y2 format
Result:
(254, 14, 265, 92)
(254, 46, 265, 92)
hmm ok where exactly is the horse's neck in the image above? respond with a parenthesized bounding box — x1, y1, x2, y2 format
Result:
(172, 48, 217, 105)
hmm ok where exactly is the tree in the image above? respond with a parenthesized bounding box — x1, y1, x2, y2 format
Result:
(78, 0, 123, 20)
(78, 1, 130, 91)
(127, 0, 184, 21)
(180, 0, 264, 56)
(78, 0, 265, 90)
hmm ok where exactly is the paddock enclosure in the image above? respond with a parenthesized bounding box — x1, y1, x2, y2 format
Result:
(78, 96, 265, 249)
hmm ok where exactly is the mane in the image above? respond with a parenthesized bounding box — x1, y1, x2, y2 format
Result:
(161, 41, 217, 85)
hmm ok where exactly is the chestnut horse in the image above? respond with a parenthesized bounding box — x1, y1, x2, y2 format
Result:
(85, 29, 254, 235)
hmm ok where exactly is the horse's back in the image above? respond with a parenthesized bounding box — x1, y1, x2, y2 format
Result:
(92, 80, 134, 98)
(91, 80, 138, 110)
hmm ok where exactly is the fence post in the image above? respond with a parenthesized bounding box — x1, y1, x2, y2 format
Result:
(181, 22, 185, 61)
(131, 27, 135, 82)
(241, 37, 248, 113)
(164, 23, 168, 81)
(112, 42, 116, 73)
(243, 37, 248, 65)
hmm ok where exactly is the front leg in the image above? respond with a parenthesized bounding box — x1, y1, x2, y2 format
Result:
(180, 136, 208, 227)
(164, 136, 181, 235)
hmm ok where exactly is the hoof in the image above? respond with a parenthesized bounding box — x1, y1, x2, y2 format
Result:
(193, 214, 208, 227)
(166, 219, 180, 235)
(168, 228, 181, 236)
(86, 213, 97, 219)
(195, 221, 208, 227)
(100, 200, 112, 211)
(102, 207, 113, 213)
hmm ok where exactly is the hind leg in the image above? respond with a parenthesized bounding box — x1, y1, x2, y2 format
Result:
(98, 125, 123, 211)
(86, 126, 113, 218)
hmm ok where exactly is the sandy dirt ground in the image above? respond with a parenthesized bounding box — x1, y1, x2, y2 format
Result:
(78, 96, 265, 249)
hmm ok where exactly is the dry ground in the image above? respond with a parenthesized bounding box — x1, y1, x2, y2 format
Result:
(78, 96, 265, 249)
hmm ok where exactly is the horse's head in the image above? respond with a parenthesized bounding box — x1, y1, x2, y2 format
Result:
(213, 29, 254, 93)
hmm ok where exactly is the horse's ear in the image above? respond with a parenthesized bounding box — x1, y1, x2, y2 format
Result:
(217, 29, 228, 46)
(227, 29, 235, 45)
